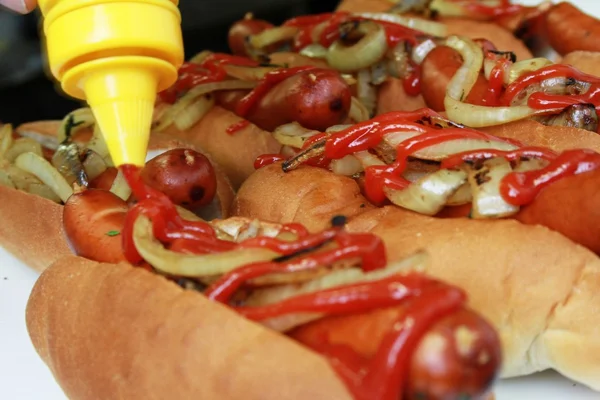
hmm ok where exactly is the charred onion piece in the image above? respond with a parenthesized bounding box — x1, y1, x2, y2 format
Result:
(327, 20, 388, 73)
(282, 140, 326, 172)
(534, 103, 598, 132)
(52, 140, 89, 188)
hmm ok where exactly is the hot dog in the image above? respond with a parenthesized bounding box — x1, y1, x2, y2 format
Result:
(234, 108, 600, 254)
(232, 161, 600, 391)
(0, 111, 235, 271)
(62, 189, 128, 264)
(213, 68, 352, 132)
(153, 53, 355, 188)
(420, 45, 490, 111)
(22, 162, 502, 400)
(544, 2, 600, 56)
(223, 6, 541, 123)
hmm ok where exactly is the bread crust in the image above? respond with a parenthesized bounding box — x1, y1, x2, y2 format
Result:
(481, 119, 600, 153)
(26, 255, 352, 400)
(561, 51, 600, 77)
(0, 185, 69, 272)
(161, 106, 282, 189)
(232, 163, 374, 232)
(232, 164, 600, 390)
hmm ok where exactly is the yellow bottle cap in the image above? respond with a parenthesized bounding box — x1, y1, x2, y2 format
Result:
(39, 0, 183, 167)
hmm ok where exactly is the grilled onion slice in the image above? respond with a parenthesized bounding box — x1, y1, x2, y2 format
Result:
(133, 215, 281, 280)
(14, 152, 73, 202)
(246, 250, 429, 332)
(467, 158, 520, 219)
(385, 168, 468, 215)
(327, 21, 388, 73)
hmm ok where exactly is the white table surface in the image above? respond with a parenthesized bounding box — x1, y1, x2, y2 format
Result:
(2, 1, 600, 399)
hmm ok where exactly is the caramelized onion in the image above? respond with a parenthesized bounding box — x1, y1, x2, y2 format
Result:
(154, 80, 257, 133)
(467, 158, 520, 219)
(247, 251, 429, 332)
(443, 36, 542, 127)
(385, 169, 467, 215)
(349, 96, 371, 122)
(327, 21, 388, 73)
(272, 123, 319, 149)
(133, 216, 281, 279)
(248, 26, 298, 49)
(354, 12, 447, 36)
(3, 138, 43, 163)
(14, 152, 73, 202)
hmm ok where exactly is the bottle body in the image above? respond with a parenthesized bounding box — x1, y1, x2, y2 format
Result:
(39, 0, 184, 166)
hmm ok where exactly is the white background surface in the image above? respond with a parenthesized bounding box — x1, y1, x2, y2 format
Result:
(2, 1, 600, 399)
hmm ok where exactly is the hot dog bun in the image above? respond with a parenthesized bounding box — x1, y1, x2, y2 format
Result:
(232, 163, 600, 390)
(561, 51, 600, 77)
(376, 78, 427, 114)
(480, 119, 600, 153)
(26, 255, 352, 400)
(160, 106, 281, 189)
(336, 0, 390, 13)
(0, 122, 236, 272)
(0, 185, 68, 272)
(232, 163, 374, 232)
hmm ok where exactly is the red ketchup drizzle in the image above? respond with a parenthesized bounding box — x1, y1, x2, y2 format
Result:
(235, 66, 317, 117)
(500, 149, 600, 205)
(402, 61, 421, 97)
(501, 64, 600, 111)
(288, 109, 600, 207)
(230, 273, 465, 400)
(254, 154, 285, 169)
(226, 120, 250, 134)
(120, 165, 314, 263)
(483, 57, 511, 106)
(118, 162, 471, 400)
(316, 110, 503, 205)
(158, 54, 260, 104)
(455, 0, 523, 18)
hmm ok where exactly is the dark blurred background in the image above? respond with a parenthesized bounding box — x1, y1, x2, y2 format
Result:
(0, 0, 339, 124)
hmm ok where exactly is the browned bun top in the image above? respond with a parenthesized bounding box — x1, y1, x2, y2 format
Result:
(26, 255, 352, 400)
(233, 162, 374, 232)
(161, 106, 282, 189)
(481, 119, 600, 153)
(0, 185, 70, 272)
(561, 51, 600, 77)
(336, 0, 391, 12)
(377, 78, 427, 114)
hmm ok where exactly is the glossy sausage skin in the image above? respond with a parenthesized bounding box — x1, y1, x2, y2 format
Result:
(228, 18, 275, 57)
(436, 169, 600, 254)
(420, 46, 489, 112)
(291, 306, 501, 400)
(63, 189, 128, 264)
(514, 168, 600, 254)
(141, 149, 217, 210)
(545, 2, 600, 56)
(90, 167, 118, 191)
(215, 68, 352, 131)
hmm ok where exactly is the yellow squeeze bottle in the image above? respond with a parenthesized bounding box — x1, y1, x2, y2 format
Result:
(38, 0, 184, 166)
